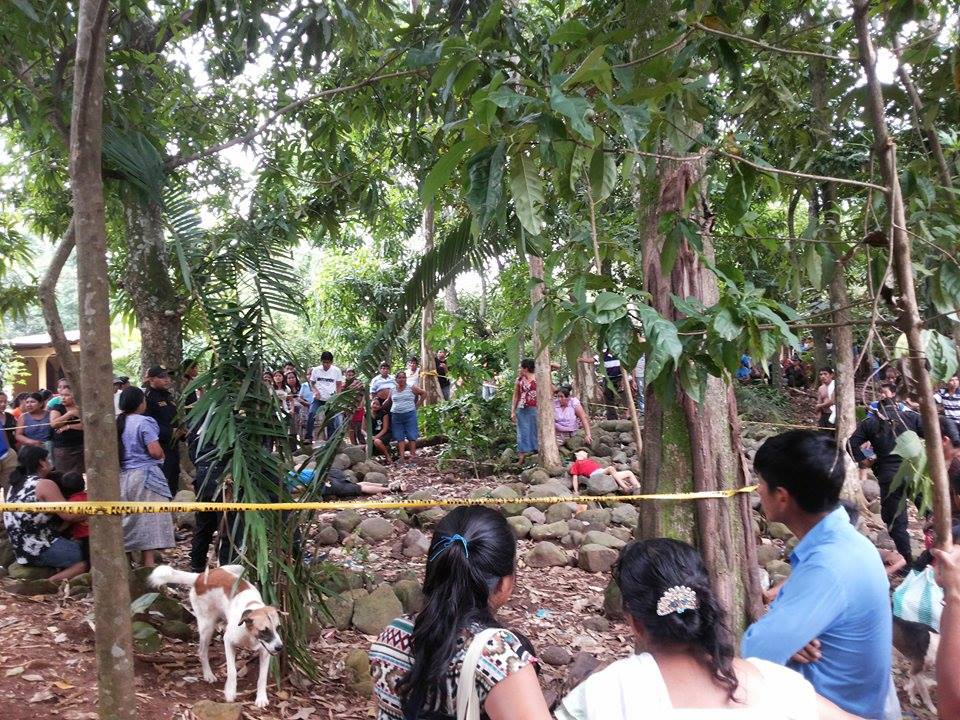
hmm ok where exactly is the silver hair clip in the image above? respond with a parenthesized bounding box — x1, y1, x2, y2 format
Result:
(656, 585, 699, 616)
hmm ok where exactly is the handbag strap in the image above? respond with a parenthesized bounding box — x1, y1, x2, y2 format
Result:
(455, 627, 502, 720)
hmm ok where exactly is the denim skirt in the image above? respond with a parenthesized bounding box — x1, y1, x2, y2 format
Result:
(516, 405, 539, 453)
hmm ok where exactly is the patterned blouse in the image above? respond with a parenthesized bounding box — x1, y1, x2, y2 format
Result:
(2, 475, 57, 563)
(516, 376, 537, 408)
(370, 615, 535, 720)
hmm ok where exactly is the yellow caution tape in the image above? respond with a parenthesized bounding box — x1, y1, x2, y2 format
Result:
(0, 487, 757, 515)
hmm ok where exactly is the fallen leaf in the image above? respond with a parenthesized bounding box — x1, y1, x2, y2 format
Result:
(22, 673, 45, 681)
(53, 680, 75, 689)
(289, 708, 317, 720)
(28, 690, 55, 703)
(4, 666, 24, 677)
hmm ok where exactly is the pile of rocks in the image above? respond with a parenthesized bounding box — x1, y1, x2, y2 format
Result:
(500, 420, 641, 475)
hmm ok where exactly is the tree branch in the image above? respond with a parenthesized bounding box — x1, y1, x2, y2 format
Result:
(692, 21, 846, 61)
(165, 69, 421, 170)
(612, 30, 694, 68)
(38, 219, 81, 399)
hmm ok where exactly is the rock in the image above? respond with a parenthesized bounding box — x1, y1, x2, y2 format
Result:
(507, 515, 533, 539)
(343, 445, 368, 465)
(352, 462, 370, 478)
(0, 533, 14, 568)
(316, 524, 340, 546)
(578, 544, 619, 573)
(561, 532, 582, 549)
(868, 499, 882, 516)
(352, 584, 403, 635)
(567, 652, 601, 688)
(766, 522, 793, 541)
(190, 699, 242, 720)
(565, 433, 588, 450)
(364, 471, 389, 486)
(332, 453, 352, 470)
(784, 536, 799, 555)
(765, 560, 792, 578)
(8, 578, 58, 595)
(500, 448, 518, 464)
(132, 622, 162, 653)
(540, 645, 573, 666)
(522, 507, 546, 525)
(159, 620, 193, 640)
(334, 509, 362, 533)
(322, 592, 356, 630)
(755, 543, 780, 566)
(153, 594, 189, 622)
(416, 507, 446, 528)
(525, 542, 568, 568)
(862, 479, 881, 502)
(129, 566, 155, 599)
(770, 573, 789, 587)
(6, 563, 54, 580)
(603, 578, 624, 619)
(583, 616, 610, 632)
(65, 573, 92, 597)
(358, 517, 396, 543)
(366, 460, 389, 475)
(527, 468, 552, 485)
(530, 521, 570, 542)
(598, 420, 619, 431)
(402, 529, 431, 558)
(174, 489, 196, 503)
(611, 504, 639, 527)
(545, 503, 574, 524)
(406, 489, 435, 511)
(593, 443, 613, 457)
(568, 519, 587, 533)
(325, 567, 366, 593)
(576, 508, 611, 529)
(344, 648, 373, 696)
(606, 526, 632, 542)
(491, 485, 524, 516)
(582, 531, 626, 550)
(583, 472, 618, 496)
(392, 579, 425, 614)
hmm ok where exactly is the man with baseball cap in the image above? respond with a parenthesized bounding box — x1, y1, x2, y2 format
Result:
(144, 366, 182, 495)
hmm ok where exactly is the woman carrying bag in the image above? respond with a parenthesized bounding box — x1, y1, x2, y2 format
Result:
(369, 506, 551, 720)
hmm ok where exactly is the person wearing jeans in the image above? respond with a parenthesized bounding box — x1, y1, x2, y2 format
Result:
(389, 371, 426, 464)
(511, 359, 539, 465)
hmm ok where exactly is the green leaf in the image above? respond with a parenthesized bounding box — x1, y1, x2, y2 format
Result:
(891, 429, 927, 493)
(465, 142, 507, 231)
(11, 0, 39, 21)
(595, 292, 626, 312)
(804, 244, 822, 290)
(562, 45, 612, 95)
(407, 44, 442, 68)
(422, 139, 474, 203)
(130, 592, 159, 614)
(712, 305, 742, 341)
(635, 305, 682, 381)
(569, 142, 592, 192)
(606, 101, 650, 148)
(132, 621, 158, 641)
(488, 87, 531, 109)
(475, 0, 502, 39)
(926, 329, 960, 382)
(678, 359, 708, 404)
(549, 19, 590, 44)
(935, 263, 960, 315)
(510, 153, 545, 236)
(549, 84, 595, 142)
(588, 145, 616, 203)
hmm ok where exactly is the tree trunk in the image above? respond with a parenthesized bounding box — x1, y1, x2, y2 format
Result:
(38, 220, 82, 400)
(811, 327, 829, 371)
(768, 349, 784, 389)
(810, 55, 857, 445)
(443, 283, 460, 314)
(854, 0, 952, 548)
(573, 329, 599, 415)
(419, 203, 442, 404)
(69, 2, 138, 717)
(637, 151, 761, 629)
(121, 196, 184, 373)
(528, 254, 561, 468)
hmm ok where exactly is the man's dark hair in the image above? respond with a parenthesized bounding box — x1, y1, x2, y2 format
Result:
(520, 358, 535, 372)
(879, 382, 898, 395)
(320, 351, 334, 363)
(940, 416, 960, 449)
(409, 355, 420, 363)
(754, 430, 844, 514)
(819, 366, 835, 376)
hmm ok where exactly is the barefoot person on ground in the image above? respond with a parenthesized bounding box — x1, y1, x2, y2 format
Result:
(568, 450, 639, 495)
(370, 506, 552, 720)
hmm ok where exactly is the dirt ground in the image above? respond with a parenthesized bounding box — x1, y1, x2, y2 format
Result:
(0, 434, 939, 719)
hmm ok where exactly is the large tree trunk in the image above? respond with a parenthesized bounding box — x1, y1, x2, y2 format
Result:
(121, 196, 184, 373)
(69, 2, 137, 717)
(443, 283, 460, 314)
(528, 254, 561, 468)
(38, 220, 82, 399)
(637, 152, 761, 630)
(572, 328, 599, 415)
(419, 203, 442, 404)
(810, 56, 857, 445)
(854, 1, 952, 547)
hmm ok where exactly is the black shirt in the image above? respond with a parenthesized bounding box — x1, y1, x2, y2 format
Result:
(3, 411, 15, 450)
(848, 405, 923, 479)
(144, 386, 178, 446)
(435, 355, 450, 388)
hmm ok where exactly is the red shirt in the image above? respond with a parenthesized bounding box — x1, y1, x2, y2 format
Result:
(68, 491, 90, 539)
(569, 458, 601, 477)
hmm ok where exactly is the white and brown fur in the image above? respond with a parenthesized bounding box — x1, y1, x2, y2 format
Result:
(149, 565, 283, 708)
(893, 615, 939, 713)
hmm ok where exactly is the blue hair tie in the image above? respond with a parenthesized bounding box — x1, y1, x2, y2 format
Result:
(430, 534, 470, 562)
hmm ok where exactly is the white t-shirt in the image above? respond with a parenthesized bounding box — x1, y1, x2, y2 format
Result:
(370, 374, 397, 396)
(556, 652, 817, 720)
(407, 368, 421, 388)
(310, 364, 343, 401)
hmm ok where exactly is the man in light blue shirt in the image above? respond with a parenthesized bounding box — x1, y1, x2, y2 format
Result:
(742, 430, 891, 719)
(370, 362, 397, 397)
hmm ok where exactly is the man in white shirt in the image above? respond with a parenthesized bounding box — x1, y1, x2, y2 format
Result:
(407, 356, 421, 388)
(306, 351, 343, 442)
(370, 362, 397, 397)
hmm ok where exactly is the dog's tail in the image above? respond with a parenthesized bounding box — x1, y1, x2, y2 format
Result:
(148, 565, 199, 589)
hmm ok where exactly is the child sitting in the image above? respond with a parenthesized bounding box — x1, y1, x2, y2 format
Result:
(55, 471, 90, 564)
(568, 450, 641, 495)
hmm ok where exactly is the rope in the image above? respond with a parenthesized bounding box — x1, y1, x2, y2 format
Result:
(0, 487, 757, 515)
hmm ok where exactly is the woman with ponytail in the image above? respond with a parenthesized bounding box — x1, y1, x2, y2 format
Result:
(556, 539, 861, 720)
(370, 506, 551, 720)
(116, 386, 173, 567)
(2, 446, 88, 581)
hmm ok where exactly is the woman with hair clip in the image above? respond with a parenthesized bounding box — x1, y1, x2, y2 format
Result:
(369, 506, 552, 720)
(556, 538, 862, 719)
(116, 386, 174, 567)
